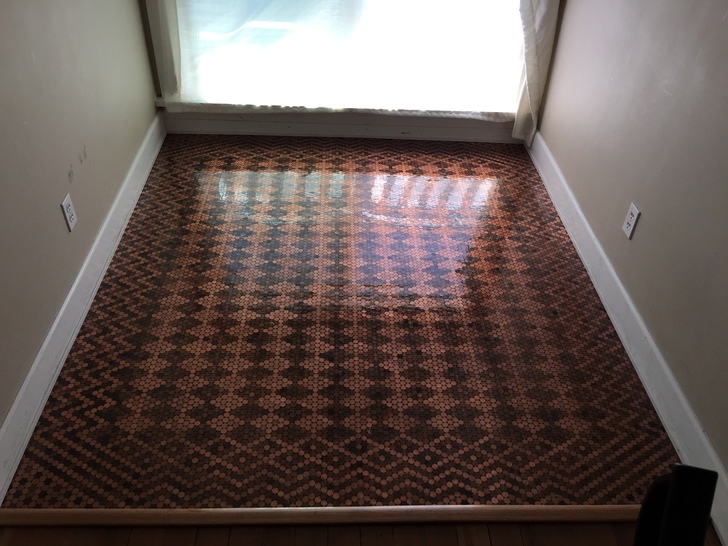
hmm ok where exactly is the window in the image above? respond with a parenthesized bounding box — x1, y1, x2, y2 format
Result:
(173, 0, 522, 115)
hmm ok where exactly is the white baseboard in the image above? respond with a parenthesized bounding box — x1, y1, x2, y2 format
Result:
(0, 112, 166, 503)
(164, 111, 520, 143)
(528, 131, 728, 542)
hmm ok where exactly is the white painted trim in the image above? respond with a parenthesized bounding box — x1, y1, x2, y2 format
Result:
(0, 113, 166, 503)
(164, 112, 519, 143)
(527, 131, 728, 543)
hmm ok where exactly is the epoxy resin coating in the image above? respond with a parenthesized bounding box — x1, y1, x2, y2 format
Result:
(4, 136, 678, 508)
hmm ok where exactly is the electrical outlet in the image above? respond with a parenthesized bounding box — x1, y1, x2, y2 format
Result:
(61, 193, 77, 232)
(622, 202, 640, 239)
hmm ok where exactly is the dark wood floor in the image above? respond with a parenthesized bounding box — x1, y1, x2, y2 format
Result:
(0, 522, 722, 546)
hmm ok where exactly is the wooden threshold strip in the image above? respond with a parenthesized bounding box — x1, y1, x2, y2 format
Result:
(0, 504, 640, 526)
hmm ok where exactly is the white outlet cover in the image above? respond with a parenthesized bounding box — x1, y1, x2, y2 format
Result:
(622, 202, 640, 239)
(61, 193, 77, 232)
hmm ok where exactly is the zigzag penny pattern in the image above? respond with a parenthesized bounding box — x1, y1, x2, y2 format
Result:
(3, 136, 678, 509)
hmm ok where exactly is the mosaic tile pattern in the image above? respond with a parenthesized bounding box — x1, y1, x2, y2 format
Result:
(4, 135, 678, 509)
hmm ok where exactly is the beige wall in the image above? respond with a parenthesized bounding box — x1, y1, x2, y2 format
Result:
(0, 1, 156, 421)
(540, 0, 728, 464)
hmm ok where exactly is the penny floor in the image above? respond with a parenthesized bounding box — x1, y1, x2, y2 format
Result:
(3, 135, 678, 509)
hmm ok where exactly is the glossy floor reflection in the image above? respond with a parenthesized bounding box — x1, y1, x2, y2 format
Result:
(3, 136, 678, 509)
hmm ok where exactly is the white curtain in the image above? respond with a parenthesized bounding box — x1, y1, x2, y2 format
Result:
(513, 0, 561, 146)
(145, 0, 523, 120)
(145, 0, 560, 140)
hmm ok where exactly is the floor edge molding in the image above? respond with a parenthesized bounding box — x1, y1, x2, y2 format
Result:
(0, 113, 167, 504)
(0, 505, 640, 526)
(526, 132, 728, 544)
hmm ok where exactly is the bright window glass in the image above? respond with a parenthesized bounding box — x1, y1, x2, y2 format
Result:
(176, 0, 522, 113)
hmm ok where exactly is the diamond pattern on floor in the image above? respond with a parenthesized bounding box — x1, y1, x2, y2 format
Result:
(3, 135, 678, 509)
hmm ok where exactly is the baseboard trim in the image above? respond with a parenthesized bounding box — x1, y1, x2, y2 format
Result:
(0, 505, 639, 526)
(164, 112, 520, 143)
(0, 112, 166, 504)
(527, 131, 728, 544)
